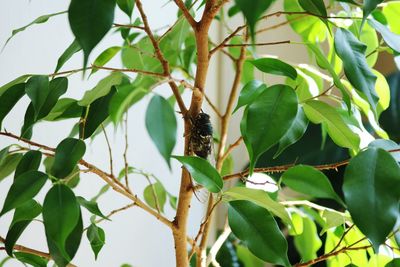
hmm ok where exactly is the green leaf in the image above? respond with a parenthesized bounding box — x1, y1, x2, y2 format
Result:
(293, 215, 322, 261)
(43, 157, 80, 188)
(117, 0, 135, 17)
(321, 209, 349, 234)
(87, 224, 106, 260)
(0, 154, 23, 182)
(146, 95, 177, 168)
(51, 138, 86, 179)
(14, 252, 48, 267)
(0, 83, 25, 129)
(3, 11, 67, 50)
(363, 0, 384, 26)
(25, 76, 50, 119)
(368, 139, 400, 162)
(20, 103, 35, 139)
(303, 100, 360, 150)
(228, 200, 290, 267)
(241, 84, 298, 173)
(37, 77, 68, 120)
(349, 20, 379, 67)
(14, 150, 42, 179)
(143, 182, 167, 212)
(250, 58, 297, 80)
(77, 196, 108, 219)
(0, 146, 11, 167)
(79, 72, 124, 106)
(0, 170, 47, 216)
(43, 184, 80, 262)
(386, 259, 400, 267)
(5, 200, 42, 256)
(368, 19, 400, 53)
(172, 156, 223, 193)
(383, 2, 400, 35)
(233, 80, 265, 113)
(343, 148, 400, 251)
(298, 0, 329, 30)
(281, 165, 344, 205)
(68, 0, 116, 68)
(0, 75, 31, 97)
(334, 28, 378, 112)
(43, 98, 83, 121)
(223, 187, 292, 225)
(234, 0, 275, 40)
(91, 46, 121, 75)
(80, 87, 116, 139)
(55, 39, 81, 73)
(274, 106, 308, 158)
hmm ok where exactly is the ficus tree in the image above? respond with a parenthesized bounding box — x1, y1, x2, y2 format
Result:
(0, 0, 400, 266)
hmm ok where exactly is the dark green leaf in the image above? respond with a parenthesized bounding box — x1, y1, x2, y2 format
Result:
(87, 224, 105, 260)
(117, 0, 135, 17)
(172, 156, 223, 193)
(233, 80, 265, 113)
(43, 98, 83, 121)
(241, 84, 298, 173)
(146, 95, 177, 168)
(0, 154, 23, 182)
(298, 0, 329, 29)
(91, 46, 121, 75)
(363, 0, 384, 26)
(0, 83, 25, 129)
(368, 139, 400, 162)
(386, 259, 400, 267)
(77, 196, 108, 219)
(21, 103, 35, 139)
(44, 157, 80, 188)
(79, 87, 116, 139)
(68, 0, 116, 68)
(274, 106, 308, 158)
(281, 165, 344, 205)
(51, 138, 86, 179)
(25, 76, 50, 119)
(228, 200, 290, 267)
(14, 150, 42, 179)
(0, 75, 31, 96)
(143, 182, 167, 212)
(55, 39, 81, 73)
(14, 252, 48, 267)
(0, 171, 47, 216)
(343, 148, 400, 251)
(43, 184, 80, 262)
(234, 0, 275, 40)
(36, 77, 68, 120)
(334, 28, 378, 112)
(368, 19, 400, 53)
(0, 146, 10, 166)
(250, 58, 297, 80)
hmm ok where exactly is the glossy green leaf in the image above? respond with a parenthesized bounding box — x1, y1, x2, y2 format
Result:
(234, 0, 275, 40)
(241, 84, 298, 173)
(25, 76, 50, 119)
(0, 170, 47, 216)
(43, 157, 80, 188)
(343, 148, 400, 251)
(349, 20, 379, 67)
(14, 252, 48, 267)
(51, 138, 86, 179)
(363, 0, 384, 26)
(20, 103, 35, 139)
(77, 196, 108, 219)
(0, 75, 31, 97)
(14, 150, 42, 179)
(369, 19, 400, 53)
(80, 90, 116, 140)
(37, 77, 68, 120)
(223, 187, 292, 225)
(3, 11, 67, 49)
(117, 0, 135, 17)
(228, 200, 290, 267)
(0, 83, 25, 129)
(5, 200, 41, 256)
(79, 72, 124, 106)
(334, 28, 378, 112)
(368, 139, 400, 162)
(274, 106, 308, 158)
(172, 156, 223, 193)
(43, 98, 83, 121)
(146, 95, 177, 168)
(87, 224, 105, 260)
(233, 80, 265, 113)
(250, 58, 297, 80)
(303, 100, 360, 150)
(43, 184, 80, 261)
(294, 216, 322, 261)
(91, 46, 121, 75)
(0, 154, 23, 182)
(68, 0, 116, 68)
(143, 182, 167, 212)
(55, 39, 81, 73)
(281, 165, 344, 205)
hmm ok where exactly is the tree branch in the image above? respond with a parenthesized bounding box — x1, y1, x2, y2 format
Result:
(173, 0, 198, 29)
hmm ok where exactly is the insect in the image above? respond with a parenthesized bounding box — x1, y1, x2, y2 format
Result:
(189, 112, 213, 160)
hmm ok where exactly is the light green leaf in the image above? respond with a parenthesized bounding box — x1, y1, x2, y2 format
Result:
(91, 46, 121, 75)
(51, 138, 86, 179)
(369, 19, 400, 53)
(383, 2, 400, 34)
(241, 84, 298, 173)
(281, 165, 344, 205)
(303, 100, 360, 150)
(14, 252, 48, 267)
(55, 39, 81, 73)
(172, 156, 223, 193)
(68, 0, 116, 68)
(321, 209, 349, 234)
(250, 58, 297, 80)
(294, 216, 322, 261)
(0, 83, 25, 129)
(0, 171, 47, 216)
(228, 200, 291, 267)
(343, 148, 400, 251)
(223, 187, 292, 225)
(146, 95, 177, 168)
(233, 80, 265, 113)
(143, 182, 167, 212)
(87, 224, 105, 260)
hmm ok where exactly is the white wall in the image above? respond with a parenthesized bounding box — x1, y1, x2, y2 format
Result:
(0, 1, 219, 266)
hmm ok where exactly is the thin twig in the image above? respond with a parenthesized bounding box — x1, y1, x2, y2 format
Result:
(101, 124, 114, 178)
(223, 40, 291, 47)
(173, 0, 197, 28)
(123, 112, 131, 191)
(92, 65, 167, 78)
(220, 136, 243, 163)
(113, 23, 145, 30)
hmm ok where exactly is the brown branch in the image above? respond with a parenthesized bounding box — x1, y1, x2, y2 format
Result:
(173, 0, 197, 29)
(123, 112, 131, 191)
(209, 25, 246, 56)
(223, 40, 291, 47)
(204, 94, 223, 118)
(101, 124, 115, 179)
(113, 23, 145, 30)
(91, 65, 167, 78)
(220, 136, 243, 163)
